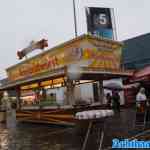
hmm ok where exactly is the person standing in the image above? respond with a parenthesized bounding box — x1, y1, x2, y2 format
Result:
(136, 87, 147, 102)
(106, 93, 112, 109)
(136, 87, 147, 112)
(112, 91, 120, 113)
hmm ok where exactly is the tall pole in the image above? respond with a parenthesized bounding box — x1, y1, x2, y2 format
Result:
(111, 8, 117, 40)
(73, 0, 78, 37)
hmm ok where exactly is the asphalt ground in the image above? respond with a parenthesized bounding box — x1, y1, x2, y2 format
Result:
(0, 108, 150, 150)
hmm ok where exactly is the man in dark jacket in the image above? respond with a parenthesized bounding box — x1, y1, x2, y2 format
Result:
(112, 91, 120, 113)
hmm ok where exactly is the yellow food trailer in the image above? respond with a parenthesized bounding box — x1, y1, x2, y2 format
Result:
(0, 34, 132, 125)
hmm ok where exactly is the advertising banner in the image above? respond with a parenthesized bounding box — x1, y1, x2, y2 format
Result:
(7, 36, 122, 81)
(86, 7, 114, 39)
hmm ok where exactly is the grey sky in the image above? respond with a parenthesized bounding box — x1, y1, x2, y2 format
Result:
(0, 0, 150, 78)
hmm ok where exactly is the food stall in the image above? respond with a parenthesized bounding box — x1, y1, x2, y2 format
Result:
(0, 34, 132, 125)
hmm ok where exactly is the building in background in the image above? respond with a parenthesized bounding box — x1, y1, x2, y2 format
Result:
(123, 33, 150, 70)
(122, 33, 150, 105)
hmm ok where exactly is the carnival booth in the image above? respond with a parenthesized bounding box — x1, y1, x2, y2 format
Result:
(0, 34, 131, 125)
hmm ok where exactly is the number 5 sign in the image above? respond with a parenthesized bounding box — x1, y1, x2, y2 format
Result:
(86, 7, 114, 39)
(93, 13, 107, 26)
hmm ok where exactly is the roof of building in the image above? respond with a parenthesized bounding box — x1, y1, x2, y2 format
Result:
(122, 33, 150, 69)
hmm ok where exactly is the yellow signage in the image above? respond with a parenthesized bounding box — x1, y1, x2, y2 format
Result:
(40, 80, 53, 87)
(7, 36, 122, 81)
(21, 83, 39, 90)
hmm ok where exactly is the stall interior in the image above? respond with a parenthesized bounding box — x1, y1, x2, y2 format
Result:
(19, 79, 126, 109)
(19, 77, 97, 108)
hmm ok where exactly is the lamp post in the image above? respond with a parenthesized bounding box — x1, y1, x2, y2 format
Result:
(73, 0, 78, 37)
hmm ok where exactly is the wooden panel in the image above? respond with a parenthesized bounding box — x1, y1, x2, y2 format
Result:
(16, 104, 103, 125)
(16, 109, 76, 126)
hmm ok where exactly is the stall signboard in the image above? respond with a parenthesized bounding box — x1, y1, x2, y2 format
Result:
(86, 7, 114, 39)
(6, 35, 122, 81)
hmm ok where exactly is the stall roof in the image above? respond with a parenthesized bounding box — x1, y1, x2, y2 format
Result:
(1, 34, 131, 91)
(130, 66, 150, 82)
(7, 34, 123, 71)
(0, 67, 133, 91)
(78, 67, 133, 80)
(0, 67, 66, 90)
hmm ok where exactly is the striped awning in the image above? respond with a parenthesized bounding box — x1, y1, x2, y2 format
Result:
(131, 66, 150, 82)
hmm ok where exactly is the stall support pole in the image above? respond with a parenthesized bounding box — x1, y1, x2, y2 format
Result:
(98, 81, 104, 104)
(80, 119, 106, 150)
(66, 79, 75, 105)
(81, 121, 93, 150)
(16, 87, 21, 110)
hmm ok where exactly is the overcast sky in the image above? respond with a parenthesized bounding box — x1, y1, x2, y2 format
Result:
(0, 0, 150, 78)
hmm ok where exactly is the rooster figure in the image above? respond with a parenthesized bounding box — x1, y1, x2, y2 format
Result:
(17, 39, 48, 59)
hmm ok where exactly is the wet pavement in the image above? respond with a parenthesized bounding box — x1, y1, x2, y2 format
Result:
(0, 108, 150, 150)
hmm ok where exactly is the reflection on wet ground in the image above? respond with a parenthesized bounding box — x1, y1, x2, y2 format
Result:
(0, 123, 81, 150)
(0, 109, 150, 150)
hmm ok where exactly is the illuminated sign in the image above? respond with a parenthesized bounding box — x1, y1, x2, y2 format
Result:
(21, 83, 39, 90)
(40, 80, 53, 87)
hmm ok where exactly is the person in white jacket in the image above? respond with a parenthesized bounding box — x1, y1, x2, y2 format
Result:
(136, 87, 147, 112)
(136, 87, 147, 102)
